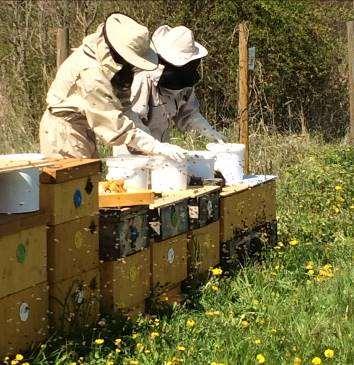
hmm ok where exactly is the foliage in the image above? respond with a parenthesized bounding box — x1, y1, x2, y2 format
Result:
(5, 139, 353, 365)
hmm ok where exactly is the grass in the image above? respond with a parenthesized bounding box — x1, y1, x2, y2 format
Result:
(4, 135, 354, 365)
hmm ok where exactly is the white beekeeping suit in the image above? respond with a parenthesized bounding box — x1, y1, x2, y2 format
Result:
(129, 25, 226, 144)
(40, 14, 186, 161)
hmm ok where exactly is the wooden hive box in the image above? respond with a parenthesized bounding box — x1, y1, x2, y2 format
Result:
(149, 194, 189, 242)
(151, 234, 188, 293)
(188, 221, 220, 278)
(187, 186, 220, 230)
(99, 206, 149, 260)
(100, 248, 150, 313)
(47, 215, 99, 283)
(0, 282, 49, 357)
(49, 268, 100, 332)
(0, 211, 47, 299)
(40, 158, 101, 225)
(220, 177, 276, 242)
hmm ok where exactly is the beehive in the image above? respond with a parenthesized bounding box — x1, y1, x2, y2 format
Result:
(151, 234, 188, 293)
(149, 195, 189, 241)
(220, 178, 276, 242)
(99, 206, 149, 260)
(49, 268, 100, 332)
(188, 221, 220, 278)
(47, 215, 99, 283)
(40, 158, 101, 225)
(0, 283, 49, 357)
(100, 248, 150, 313)
(187, 186, 220, 230)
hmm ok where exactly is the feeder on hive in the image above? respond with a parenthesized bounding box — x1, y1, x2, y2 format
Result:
(0, 211, 49, 356)
(40, 158, 102, 331)
(219, 176, 277, 270)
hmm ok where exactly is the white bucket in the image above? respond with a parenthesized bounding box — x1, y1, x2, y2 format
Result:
(150, 156, 188, 193)
(105, 155, 150, 191)
(186, 151, 215, 181)
(0, 153, 43, 213)
(206, 143, 245, 185)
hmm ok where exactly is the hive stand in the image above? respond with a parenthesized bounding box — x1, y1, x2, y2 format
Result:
(40, 158, 101, 332)
(219, 176, 277, 271)
(0, 211, 49, 357)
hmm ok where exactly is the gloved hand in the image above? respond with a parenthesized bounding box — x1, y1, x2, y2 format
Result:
(152, 142, 187, 163)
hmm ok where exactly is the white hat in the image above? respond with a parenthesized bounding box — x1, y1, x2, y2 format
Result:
(152, 25, 208, 66)
(105, 13, 158, 71)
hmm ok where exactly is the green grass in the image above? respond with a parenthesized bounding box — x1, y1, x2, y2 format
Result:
(7, 138, 354, 365)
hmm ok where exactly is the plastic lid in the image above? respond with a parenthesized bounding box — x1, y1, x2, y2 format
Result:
(206, 143, 245, 153)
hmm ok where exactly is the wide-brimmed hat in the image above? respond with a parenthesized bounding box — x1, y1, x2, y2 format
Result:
(152, 25, 208, 66)
(105, 13, 158, 71)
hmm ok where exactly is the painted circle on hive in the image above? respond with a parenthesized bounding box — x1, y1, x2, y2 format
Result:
(19, 302, 30, 321)
(16, 243, 27, 263)
(167, 247, 175, 264)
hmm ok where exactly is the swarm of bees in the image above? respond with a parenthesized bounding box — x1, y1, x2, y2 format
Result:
(100, 179, 126, 193)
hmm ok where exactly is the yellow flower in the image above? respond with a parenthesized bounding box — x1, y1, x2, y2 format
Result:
(177, 345, 186, 351)
(106, 361, 114, 365)
(128, 361, 139, 365)
(334, 185, 342, 191)
(211, 285, 219, 292)
(11, 361, 18, 365)
(150, 331, 160, 339)
(289, 239, 299, 246)
(271, 328, 277, 334)
(241, 320, 249, 328)
(210, 362, 225, 365)
(15, 355, 23, 361)
(311, 357, 322, 365)
(186, 318, 196, 328)
(94, 338, 104, 345)
(132, 332, 140, 339)
(254, 338, 262, 345)
(205, 310, 220, 317)
(114, 338, 122, 346)
(256, 353, 266, 364)
(22, 363, 30, 365)
(136, 342, 144, 352)
(324, 349, 334, 359)
(333, 206, 340, 214)
(307, 269, 315, 276)
(293, 357, 302, 365)
(211, 267, 223, 276)
(350, 205, 354, 209)
(305, 261, 314, 270)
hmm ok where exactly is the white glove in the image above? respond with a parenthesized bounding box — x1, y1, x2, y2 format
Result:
(152, 142, 187, 163)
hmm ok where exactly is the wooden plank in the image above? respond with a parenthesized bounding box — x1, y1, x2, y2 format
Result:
(47, 215, 99, 283)
(100, 248, 150, 312)
(151, 234, 188, 292)
(40, 158, 101, 184)
(188, 221, 220, 277)
(40, 174, 99, 225)
(56, 27, 69, 69)
(220, 180, 276, 242)
(347, 21, 354, 144)
(0, 282, 49, 357)
(49, 268, 100, 332)
(0, 225, 47, 298)
(0, 210, 49, 237)
(99, 189, 155, 208)
(238, 22, 250, 174)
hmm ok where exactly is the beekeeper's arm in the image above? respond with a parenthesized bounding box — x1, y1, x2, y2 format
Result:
(174, 88, 226, 143)
(78, 67, 185, 161)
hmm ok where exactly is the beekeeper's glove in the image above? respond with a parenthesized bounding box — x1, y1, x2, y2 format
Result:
(152, 142, 187, 163)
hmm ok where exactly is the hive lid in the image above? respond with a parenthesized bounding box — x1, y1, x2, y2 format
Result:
(40, 158, 101, 183)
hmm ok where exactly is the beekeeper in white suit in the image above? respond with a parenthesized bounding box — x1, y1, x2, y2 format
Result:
(127, 25, 226, 147)
(40, 13, 186, 161)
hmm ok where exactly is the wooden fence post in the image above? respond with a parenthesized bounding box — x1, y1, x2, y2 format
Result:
(56, 28, 69, 69)
(347, 21, 354, 145)
(238, 22, 250, 174)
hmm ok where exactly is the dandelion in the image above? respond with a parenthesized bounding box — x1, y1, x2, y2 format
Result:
(307, 269, 315, 276)
(177, 345, 186, 351)
(305, 261, 314, 270)
(311, 357, 322, 365)
(211, 285, 219, 292)
(150, 331, 159, 339)
(136, 343, 144, 352)
(324, 349, 334, 359)
(132, 333, 140, 339)
(15, 355, 23, 362)
(271, 328, 277, 334)
(241, 320, 249, 328)
(293, 357, 302, 365)
(94, 338, 104, 345)
(256, 353, 266, 364)
(114, 338, 122, 346)
(289, 239, 299, 246)
(206, 310, 220, 317)
(254, 338, 262, 345)
(211, 267, 222, 276)
(186, 318, 196, 328)
(334, 185, 342, 191)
